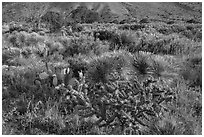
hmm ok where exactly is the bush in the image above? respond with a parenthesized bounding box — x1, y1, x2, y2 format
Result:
(66, 56, 88, 79)
(119, 31, 138, 52)
(139, 18, 150, 23)
(86, 50, 132, 85)
(130, 52, 165, 80)
(2, 47, 21, 65)
(180, 54, 202, 87)
(93, 30, 116, 42)
(131, 52, 151, 79)
(118, 24, 145, 31)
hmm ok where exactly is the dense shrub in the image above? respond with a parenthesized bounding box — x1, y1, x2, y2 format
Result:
(2, 20, 202, 135)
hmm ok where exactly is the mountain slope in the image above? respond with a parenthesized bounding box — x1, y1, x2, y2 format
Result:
(2, 2, 202, 23)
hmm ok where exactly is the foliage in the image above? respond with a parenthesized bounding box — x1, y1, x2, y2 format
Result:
(2, 18, 202, 135)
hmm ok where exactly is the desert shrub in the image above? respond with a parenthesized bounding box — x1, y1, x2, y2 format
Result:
(86, 50, 132, 85)
(86, 56, 114, 84)
(93, 29, 139, 52)
(132, 77, 201, 135)
(56, 36, 71, 47)
(93, 30, 116, 41)
(61, 42, 79, 57)
(2, 35, 12, 49)
(66, 56, 88, 79)
(21, 47, 33, 58)
(133, 32, 201, 55)
(118, 31, 138, 52)
(3, 66, 35, 99)
(150, 53, 180, 78)
(93, 42, 110, 56)
(186, 18, 200, 24)
(46, 41, 65, 56)
(129, 52, 167, 81)
(85, 10, 99, 23)
(180, 54, 202, 87)
(168, 37, 201, 55)
(2, 21, 202, 135)
(62, 35, 99, 57)
(2, 59, 202, 135)
(48, 41, 61, 55)
(24, 32, 45, 47)
(38, 31, 46, 36)
(6, 31, 45, 48)
(49, 52, 64, 62)
(14, 31, 29, 48)
(7, 33, 18, 47)
(72, 23, 84, 32)
(2, 47, 21, 65)
(136, 33, 171, 54)
(150, 59, 165, 77)
(151, 23, 202, 42)
(7, 23, 25, 33)
(32, 42, 48, 59)
(130, 52, 151, 79)
(166, 20, 175, 24)
(139, 18, 150, 23)
(118, 24, 146, 31)
(2, 24, 10, 34)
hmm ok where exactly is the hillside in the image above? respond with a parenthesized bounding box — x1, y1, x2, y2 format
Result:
(2, 2, 202, 23)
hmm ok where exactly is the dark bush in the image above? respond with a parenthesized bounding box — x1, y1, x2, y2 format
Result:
(93, 30, 122, 50)
(186, 19, 199, 24)
(118, 24, 145, 31)
(139, 18, 150, 24)
(85, 11, 99, 23)
(93, 30, 115, 41)
(41, 11, 64, 32)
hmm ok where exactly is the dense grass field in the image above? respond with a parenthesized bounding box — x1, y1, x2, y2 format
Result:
(2, 2, 202, 135)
